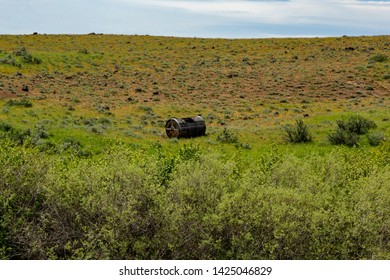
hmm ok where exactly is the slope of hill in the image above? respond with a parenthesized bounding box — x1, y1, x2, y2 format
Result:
(0, 35, 389, 149)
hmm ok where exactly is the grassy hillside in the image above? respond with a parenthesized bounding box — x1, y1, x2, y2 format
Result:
(1, 34, 389, 151)
(0, 35, 389, 259)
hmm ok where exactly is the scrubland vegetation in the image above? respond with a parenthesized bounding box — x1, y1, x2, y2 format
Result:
(0, 34, 389, 259)
(1, 138, 389, 259)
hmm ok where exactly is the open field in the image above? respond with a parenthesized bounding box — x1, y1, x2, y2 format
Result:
(0, 35, 389, 259)
(1, 34, 390, 150)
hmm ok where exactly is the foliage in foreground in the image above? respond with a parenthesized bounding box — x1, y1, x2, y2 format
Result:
(1, 139, 389, 260)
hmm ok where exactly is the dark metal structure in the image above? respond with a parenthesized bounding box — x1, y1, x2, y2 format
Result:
(165, 116, 206, 138)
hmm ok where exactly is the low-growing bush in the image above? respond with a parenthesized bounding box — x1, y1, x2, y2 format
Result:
(367, 131, 386, 146)
(0, 121, 31, 145)
(21, 53, 42, 64)
(6, 98, 33, 108)
(13, 46, 42, 65)
(0, 121, 13, 132)
(282, 119, 312, 143)
(328, 115, 377, 146)
(178, 143, 201, 161)
(0, 55, 21, 67)
(339, 115, 377, 135)
(0, 122, 55, 148)
(217, 128, 238, 144)
(328, 128, 360, 147)
(370, 54, 388, 63)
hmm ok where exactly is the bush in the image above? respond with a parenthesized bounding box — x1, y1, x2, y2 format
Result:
(217, 128, 238, 144)
(283, 119, 312, 143)
(0, 55, 21, 67)
(0, 140, 48, 259)
(60, 138, 82, 151)
(370, 54, 388, 63)
(178, 143, 201, 161)
(0, 121, 13, 132)
(21, 53, 42, 64)
(339, 115, 376, 135)
(352, 166, 390, 258)
(367, 131, 386, 146)
(6, 98, 33, 108)
(13, 46, 29, 57)
(0, 121, 31, 145)
(328, 128, 360, 147)
(328, 115, 376, 146)
(13, 46, 42, 65)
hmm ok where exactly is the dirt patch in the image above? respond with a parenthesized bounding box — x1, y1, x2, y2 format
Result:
(0, 89, 16, 98)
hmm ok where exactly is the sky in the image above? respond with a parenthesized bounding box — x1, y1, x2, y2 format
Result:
(0, 0, 389, 38)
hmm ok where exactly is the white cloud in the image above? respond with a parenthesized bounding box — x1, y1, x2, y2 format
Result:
(0, 0, 389, 37)
(137, 0, 390, 27)
(137, 0, 390, 37)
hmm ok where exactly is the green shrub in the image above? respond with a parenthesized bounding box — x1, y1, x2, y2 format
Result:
(0, 55, 21, 67)
(13, 46, 42, 65)
(60, 138, 83, 152)
(352, 166, 390, 258)
(21, 53, 42, 64)
(283, 119, 312, 143)
(328, 115, 377, 146)
(0, 139, 49, 259)
(6, 98, 33, 108)
(217, 128, 238, 144)
(370, 54, 388, 63)
(339, 115, 376, 135)
(328, 128, 360, 147)
(13, 46, 29, 57)
(367, 131, 386, 146)
(161, 153, 239, 259)
(0, 121, 31, 145)
(0, 121, 13, 132)
(178, 143, 201, 161)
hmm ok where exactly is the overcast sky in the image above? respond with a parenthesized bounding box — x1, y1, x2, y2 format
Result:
(0, 0, 389, 38)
